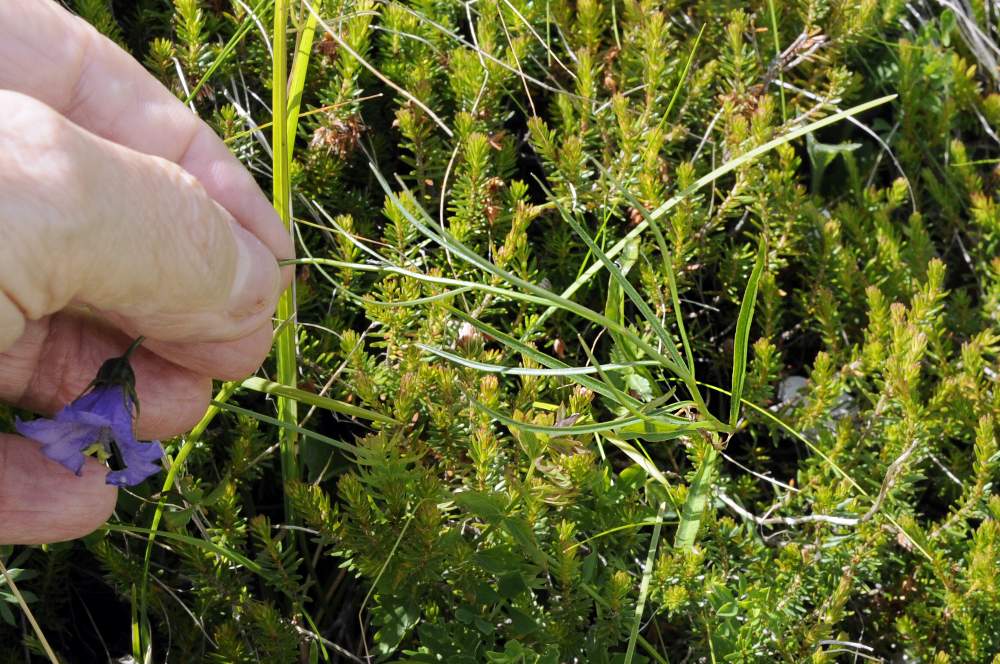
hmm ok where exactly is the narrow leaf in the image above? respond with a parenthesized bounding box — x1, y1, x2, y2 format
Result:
(419, 343, 658, 377)
(729, 240, 766, 426)
(624, 500, 668, 664)
(674, 444, 717, 549)
(241, 376, 398, 424)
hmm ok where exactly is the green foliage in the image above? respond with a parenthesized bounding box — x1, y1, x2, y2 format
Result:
(3, 1, 1000, 662)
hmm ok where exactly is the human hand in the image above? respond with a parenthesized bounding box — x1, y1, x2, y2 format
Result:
(0, 1, 293, 544)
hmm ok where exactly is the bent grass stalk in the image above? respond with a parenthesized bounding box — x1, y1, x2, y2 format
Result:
(624, 500, 668, 664)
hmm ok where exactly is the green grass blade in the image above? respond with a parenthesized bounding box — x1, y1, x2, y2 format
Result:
(473, 398, 647, 435)
(240, 376, 397, 424)
(604, 436, 673, 488)
(531, 95, 897, 333)
(441, 306, 644, 410)
(183, 0, 269, 105)
(564, 516, 678, 552)
(767, 0, 787, 123)
(624, 500, 668, 664)
(286, 6, 318, 160)
(473, 391, 696, 439)
(210, 400, 359, 454)
(545, 186, 689, 379)
(577, 331, 651, 421)
(648, 96, 896, 219)
(597, 163, 695, 379)
(603, 233, 638, 357)
(616, 417, 712, 442)
(365, 167, 687, 379)
(441, 306, 692, 427)
(107, 525, 271, 579)
(0, 558, 57, 664)
(136, 380, 239, 658)
(673, 443, 717, 549)
(286, 257, 555, 307)
(418, 343, 659, 377)
(656, 23, 705, 132)
(364, 287, 475, 307)
(729, 241, 766, 426)
(578, 582, 670, 664)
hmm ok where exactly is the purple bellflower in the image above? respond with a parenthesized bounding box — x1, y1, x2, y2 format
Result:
(15, 339, 164, 487)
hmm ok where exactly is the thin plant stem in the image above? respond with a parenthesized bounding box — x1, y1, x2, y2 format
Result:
(767, 0, 787, 123)
(272, 0, 300, 521)
(0, 558, 58, 664)
(624, 500, 668, 664)
(136, 381, 239, 657)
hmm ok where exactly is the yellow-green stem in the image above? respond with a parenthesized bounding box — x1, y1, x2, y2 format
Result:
(272, 0, 300, 518)
(136, 381, 239, 658)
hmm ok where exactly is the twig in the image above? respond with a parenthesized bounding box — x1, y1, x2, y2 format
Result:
(720, 450, 799, 493)
(719, 439, 921, 528)
(292, 625, 364, 663)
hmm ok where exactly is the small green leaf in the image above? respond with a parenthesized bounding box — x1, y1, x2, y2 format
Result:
(503, 517, 547, 567)
(475, 616, 496, 635)
(454, 491, 506, 523)
(506, 606, 539, 636)
(374, 601, 420, 655)
(625, 373, 654, 402)
(717, 601, 738, 618)
(163, 506, 195, 530)
(605, 437, 672, 488)
(497, 572, 529, 599)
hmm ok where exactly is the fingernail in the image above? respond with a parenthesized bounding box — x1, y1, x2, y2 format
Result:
(227, 222, 280, 321)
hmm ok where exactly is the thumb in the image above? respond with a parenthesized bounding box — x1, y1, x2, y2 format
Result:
(0, 435, 117, 544)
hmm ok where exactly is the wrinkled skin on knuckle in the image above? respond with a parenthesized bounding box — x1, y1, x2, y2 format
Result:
(75, 150, 235, 322)
(150, 160, 237, 312)
(0, 91, 89, 321)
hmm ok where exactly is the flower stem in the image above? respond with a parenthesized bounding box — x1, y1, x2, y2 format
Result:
(123, 335, 146, 360)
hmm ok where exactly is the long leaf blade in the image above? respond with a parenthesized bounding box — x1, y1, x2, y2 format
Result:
(530, 95, 897, 333)
(729, 240, 766, 426)
(241, 376, 398, 424)
(624, 500, 668, 664)
(674, 444, 717, 549)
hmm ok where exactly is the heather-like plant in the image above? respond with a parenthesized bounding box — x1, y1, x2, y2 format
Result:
(2, 0, 999, 662)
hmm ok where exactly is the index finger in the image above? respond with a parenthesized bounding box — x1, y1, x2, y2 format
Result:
(0, 0, 293, 262)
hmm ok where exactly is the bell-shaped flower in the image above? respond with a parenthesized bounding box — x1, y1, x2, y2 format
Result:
(15, 346, 163, 487)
